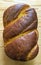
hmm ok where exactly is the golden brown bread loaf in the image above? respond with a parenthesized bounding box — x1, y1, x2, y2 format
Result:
(3, 4, 39, 61)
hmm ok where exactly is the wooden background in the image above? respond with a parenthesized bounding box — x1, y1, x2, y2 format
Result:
(0, 0, 41, 65)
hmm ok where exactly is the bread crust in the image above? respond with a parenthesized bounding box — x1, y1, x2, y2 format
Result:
(3, 4, 39, 61)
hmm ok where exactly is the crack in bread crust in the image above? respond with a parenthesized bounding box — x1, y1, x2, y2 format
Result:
(27, 44, 39, 60)
(3, 4, 29, 27)
(4, 29, 38, 47)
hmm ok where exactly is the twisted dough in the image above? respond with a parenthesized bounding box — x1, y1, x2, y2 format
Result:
(3, 4, 39, 61)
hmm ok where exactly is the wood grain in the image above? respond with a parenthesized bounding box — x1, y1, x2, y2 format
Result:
(0, 0, 41, 65)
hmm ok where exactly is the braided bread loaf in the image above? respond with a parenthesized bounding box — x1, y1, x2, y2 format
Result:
(3, 4, 39, 61)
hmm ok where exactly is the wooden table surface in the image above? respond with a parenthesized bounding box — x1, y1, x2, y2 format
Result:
(0, 0, 41, 65)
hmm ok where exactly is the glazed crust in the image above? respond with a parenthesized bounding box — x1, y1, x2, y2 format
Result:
(5, 31, 38, 61)
(3, 4, 39, 61)
(3, 8, 38, 42)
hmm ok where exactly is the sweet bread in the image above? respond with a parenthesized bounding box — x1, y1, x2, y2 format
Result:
(3, 4, 39, 61)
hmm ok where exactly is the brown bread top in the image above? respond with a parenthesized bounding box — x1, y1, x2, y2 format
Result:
(3, 4, 38, 43)
(3, 4, 39, 61)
